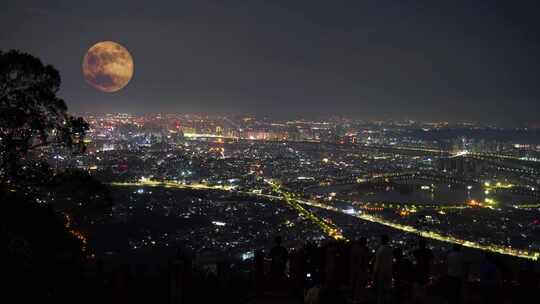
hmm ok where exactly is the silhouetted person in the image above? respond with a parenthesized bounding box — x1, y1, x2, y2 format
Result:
(374, 234, 393, 304)
(413, 238, 433, 285)
(320, 279, 346, 304)
(304, 279, 321, 304)
(517, 260, 540, 302)
(254, 250, 265, 295)
(412, 238, 433, 302)
(393, 248, 414, 304)
(324, 243, 338, 285)
(269, 236, 288, 290)
(170, 258, 185, 304)
(479, 253, 501, 304)
(111, 265, 130, 303)
(350, 237, 372, 302)
(94, 259, 106, 301)
(445, 244, 463, 304)
(289, 247, 305, 297)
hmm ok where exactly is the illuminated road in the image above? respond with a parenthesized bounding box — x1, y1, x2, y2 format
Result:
(110, 178, 235, 191)
(292, 198, 539, 260)
(264, 179, 345, 240)
(266, 181, 540, 260)
(353, 202, 468, 211)
(110, 179, 539, 260)
(111, 179, 345, 241)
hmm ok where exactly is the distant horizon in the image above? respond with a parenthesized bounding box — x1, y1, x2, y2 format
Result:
(72, 111, 540, 128)
(3, 1, 540, 126)
(62, 93, 539, 127)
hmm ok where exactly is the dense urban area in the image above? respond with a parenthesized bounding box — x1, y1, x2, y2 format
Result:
(41, 113, 540, 264)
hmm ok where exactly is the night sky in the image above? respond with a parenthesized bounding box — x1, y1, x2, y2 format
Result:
(2, 0, 540, 124)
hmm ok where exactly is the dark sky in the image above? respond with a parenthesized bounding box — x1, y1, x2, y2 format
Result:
(2, 0, 540, 124)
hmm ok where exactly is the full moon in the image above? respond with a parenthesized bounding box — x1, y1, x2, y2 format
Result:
(82, 41, 134, 92)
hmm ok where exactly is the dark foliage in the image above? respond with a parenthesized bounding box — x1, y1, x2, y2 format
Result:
(1, 190, 85, 302)
(49, 169, 112, 216)
(0, 50, 109, 302)
(0, 50, 88, 185)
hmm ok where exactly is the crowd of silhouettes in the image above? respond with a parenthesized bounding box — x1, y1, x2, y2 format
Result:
(256, 234, 540, 304)
(4, 229, 540, 303)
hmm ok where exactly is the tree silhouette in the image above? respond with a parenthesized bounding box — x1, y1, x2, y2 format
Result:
(0, 50, 88, 186)
(1, 50, 108, 302)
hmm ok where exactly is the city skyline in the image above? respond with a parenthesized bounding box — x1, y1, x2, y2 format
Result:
(71, 111, 540, 128)
(3, 1, 540, 125)
(3, 2, 540, 299)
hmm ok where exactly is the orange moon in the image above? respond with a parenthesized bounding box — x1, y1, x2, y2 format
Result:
(82, 41, 134, 92)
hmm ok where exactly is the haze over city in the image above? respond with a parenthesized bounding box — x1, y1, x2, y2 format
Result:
(2, 1, 540, 304)
(3, 0, 540, 124)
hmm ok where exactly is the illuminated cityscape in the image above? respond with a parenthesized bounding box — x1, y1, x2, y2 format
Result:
(4, 1, 540, 303)
(43, 113, 539, 262)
